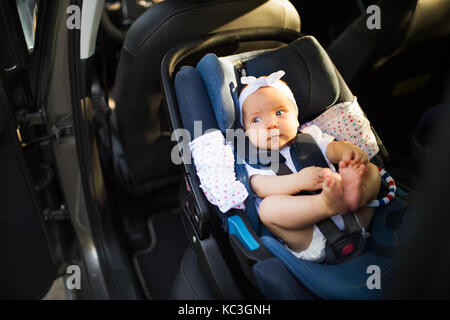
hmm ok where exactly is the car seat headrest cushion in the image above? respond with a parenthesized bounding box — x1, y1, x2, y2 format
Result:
(175, 66, 219, 136)
(197, 54, 239, 133)
(244, 36, 341, 123)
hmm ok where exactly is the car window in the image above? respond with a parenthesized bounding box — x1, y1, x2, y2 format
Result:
(15, 0, 38, 52)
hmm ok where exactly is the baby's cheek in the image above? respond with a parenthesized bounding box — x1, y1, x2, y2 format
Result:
(246, 129, 267, 148)
(286, 122, 299, 139)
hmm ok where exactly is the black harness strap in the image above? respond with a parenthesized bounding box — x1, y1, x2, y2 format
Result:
(292, 133, 330, 169)
(342, 210, 364, 235)
(273, 153, 295, 176)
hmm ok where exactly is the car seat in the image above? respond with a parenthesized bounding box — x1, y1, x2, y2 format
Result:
(111, 0, 300, 195)
(161, 28, 414, 299)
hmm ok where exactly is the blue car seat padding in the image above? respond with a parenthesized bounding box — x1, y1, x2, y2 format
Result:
(253, 258, 316, 300)
(228, 215, 260, 251)
(175, 66, 219, 135)
(174, 36, 412, 299)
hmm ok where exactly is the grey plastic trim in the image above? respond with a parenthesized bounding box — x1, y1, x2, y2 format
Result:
(80, 0, 105, 59)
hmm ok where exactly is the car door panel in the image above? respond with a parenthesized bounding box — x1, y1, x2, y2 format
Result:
(0, 78, 56, 299)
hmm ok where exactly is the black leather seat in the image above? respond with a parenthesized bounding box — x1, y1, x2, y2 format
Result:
(112, 0, 300, 194)
(327, 0, 450, 85)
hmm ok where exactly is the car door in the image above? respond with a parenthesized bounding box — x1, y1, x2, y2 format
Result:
(0, 0, 61, 299)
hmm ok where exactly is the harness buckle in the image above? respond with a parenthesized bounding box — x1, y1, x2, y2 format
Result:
(328, 232, 364, 263)
(342, 244, 355, 256)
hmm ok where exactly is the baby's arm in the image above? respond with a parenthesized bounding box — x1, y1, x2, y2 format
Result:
(250, 166, 325, 198)
(326, 140, 369, 166)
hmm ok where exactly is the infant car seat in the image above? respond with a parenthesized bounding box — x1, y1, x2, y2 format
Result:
(162, 29, 413, 299)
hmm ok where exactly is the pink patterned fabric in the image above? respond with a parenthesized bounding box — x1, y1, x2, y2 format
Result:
(189, 130, 248, 213)
(301, 98, 379, 159)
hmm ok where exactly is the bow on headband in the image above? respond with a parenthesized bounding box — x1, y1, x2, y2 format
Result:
(238, 70, 298, 127)
(240, 70, 286, 87)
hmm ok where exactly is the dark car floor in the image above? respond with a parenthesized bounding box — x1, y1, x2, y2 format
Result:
(109, 181, 187, 300)
(132, 208, 187, 299)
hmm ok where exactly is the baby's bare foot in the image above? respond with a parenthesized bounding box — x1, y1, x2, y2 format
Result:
(339, 161, 364, 211)
(322, 169, 349, 214)
(340, 160, 368, 175)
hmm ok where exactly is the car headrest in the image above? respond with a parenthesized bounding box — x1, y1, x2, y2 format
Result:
(196, 36, 345, 133)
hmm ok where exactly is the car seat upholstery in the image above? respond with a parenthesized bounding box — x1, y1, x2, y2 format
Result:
(166, 33, 413, 299)
(112, 0, 300, 193)
(327, 0, 450, 84)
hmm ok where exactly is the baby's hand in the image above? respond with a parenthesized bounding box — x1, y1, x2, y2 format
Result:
(342, 144, 369, 166)
(297, 166, 327, 191)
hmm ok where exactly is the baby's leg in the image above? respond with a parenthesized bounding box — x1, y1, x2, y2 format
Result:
(259, 170, 347, 252)
(259, 194, 322, 252)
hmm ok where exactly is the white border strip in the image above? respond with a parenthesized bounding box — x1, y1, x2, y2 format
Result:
(80, 0, 105, 59)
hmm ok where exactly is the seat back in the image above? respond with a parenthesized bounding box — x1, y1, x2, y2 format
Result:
(113, 0, 300, 187)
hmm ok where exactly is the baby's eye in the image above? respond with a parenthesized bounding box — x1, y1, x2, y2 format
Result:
(252, 116, 262, 123)
(276, 110, 285, 116)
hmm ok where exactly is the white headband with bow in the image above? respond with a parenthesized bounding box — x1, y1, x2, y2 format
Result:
(238, 70, 298, 126)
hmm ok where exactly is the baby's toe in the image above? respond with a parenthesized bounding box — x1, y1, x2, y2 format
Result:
(339, 160, 348, 169)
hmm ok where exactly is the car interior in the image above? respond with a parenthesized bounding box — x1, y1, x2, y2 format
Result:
(82, 0, 450, 299)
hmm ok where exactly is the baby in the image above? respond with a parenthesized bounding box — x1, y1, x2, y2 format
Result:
(240, 71, 381, 262)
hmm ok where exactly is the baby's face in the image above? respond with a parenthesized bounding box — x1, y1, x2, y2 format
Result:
(242, 86, 299, 150)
